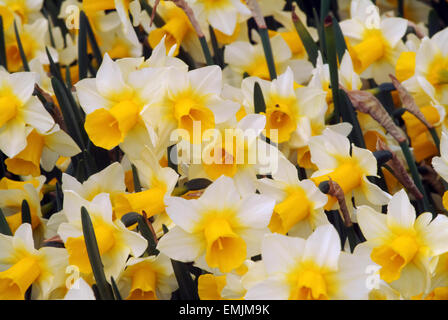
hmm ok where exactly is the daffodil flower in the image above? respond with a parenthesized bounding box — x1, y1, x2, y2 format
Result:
(185, 113, 278, 196)
(402, 28, 448, 106)
(198, 259, 267, 300)
(257, 156, 328, 237)
(5, 18, 58, 72)
(57, 191, 147, 280)
(270, 8, 318, 60)
(117, 254, 178, 300)
(114, 146, 178, 219)
(147, 1, 198, 57)
(0, 223, 68, 300)
(432, 131, 448, 182)
(340, 0, 408, 83)
(0, 176, 45, 234)
(309, 128, 391, 213)
(245, 225, 372, 300)
(0, 0, 44, 26)
(187, 0, 251, 37)
(224, 34, 292, 81)
(75, 53, 164, 150)
(242, 67, 327, 146)
(357, 190, 448, 297)
(5, 125, 81, 177)
(142, 65, 240, 144)
(413, 252, 448, 300)
(0, 70, 54, 158)
(157, 175, 275, 273)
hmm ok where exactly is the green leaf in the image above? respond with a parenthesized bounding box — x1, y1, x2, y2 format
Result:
(258, 27, 277, 80)
(65, 65, 72, 88)
(21, 200, 31, 225)
(171, 260, 199, 300)
(46, 47, 63, 82)
(339, 89, 366, 149)
(320, 0, 331, 23)
(199, 36, 214, 66)
(131, 164, 142, 193)
(78, 11, 88, 80)
(13, 20, 29, 71)
(81, 207, 114, 300)
(137, 215, 159, 256)
(82, 11, 102, 70)
(208, 25, 224, 68)
(331, 16, 347, 62)
(0, 208, 12, 236)
(51, 77, 85, 150)
(253, 82, 266, 114)
(428, 9, 441, 37)
(0, 16, 7, 69)
(110, 277, 122, 300)
(292, 9, 319, 66)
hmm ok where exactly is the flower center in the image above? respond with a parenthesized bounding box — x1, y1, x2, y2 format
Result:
(5, 130, 45, 177)
(0, 89, 20, 128)
(311, 160, 363, 210)
(269, 186, 311, 234)
(0, 256, 41, 300)
(371, 234, 419, 283)
(350, 30, 386, 74)
(265, 102, 296, 143)
(85, 100, 140, 150)
(204, 218, 246, 273)
(289, 267, 328, 300)
(127, 263, 158, 300)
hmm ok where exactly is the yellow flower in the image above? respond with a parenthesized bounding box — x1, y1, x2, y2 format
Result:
(157, 176, 275, 273)
(0, 223, 68, 299)
(245, 225, 372, 300)
(117, 254, 177, 300)
(358, 190, 448, 297)
(309, 128, 390, 212)
(57, 191, 147, 280)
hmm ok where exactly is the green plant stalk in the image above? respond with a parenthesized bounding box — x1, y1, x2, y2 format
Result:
(253, 82, 266, 114)
(199, 36, 214, 66)
(137, 216, 159, 256)
(331, 16, 347, 62)
(399, 142, 432, 213)
(78, 11, 88, 80)
(208, 25, 224, 68)
(291, 10, 318, 66)
(14, 21, 29, 71)
(82, 11, 103, 69)
(81, 207, 114, 300)
(429, 127, 441, 152)
(110, 277, 123, 300)
(21, 200, 31, 225)
(258, 27, 277, 80)
(131, 164, 142, 193)
(0, 208, 12, 236)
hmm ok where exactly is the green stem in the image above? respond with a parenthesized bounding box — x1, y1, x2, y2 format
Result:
(258, 27, 277, 80)
(199, 36, 214, 66)
(399, 142, 431, 213)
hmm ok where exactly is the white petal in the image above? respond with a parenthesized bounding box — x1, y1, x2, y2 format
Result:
(357, 205, 391, 246)
(386, 189, 416, 231)
(157, 227, 204, 262)
(237, 194, 275, 229)
(244, 278, 290, 300)
(261, 233, 305, 275)
(302, 224, 341, 270)
(165, 197, 202, 233)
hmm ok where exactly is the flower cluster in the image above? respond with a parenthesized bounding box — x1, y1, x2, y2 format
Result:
(1, 0, 448, 300)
